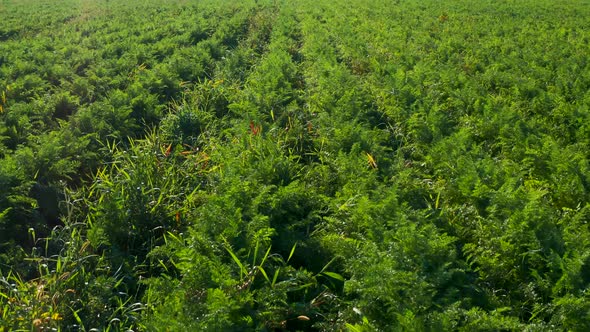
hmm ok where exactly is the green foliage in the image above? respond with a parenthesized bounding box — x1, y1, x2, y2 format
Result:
(2, 0, 590, 330)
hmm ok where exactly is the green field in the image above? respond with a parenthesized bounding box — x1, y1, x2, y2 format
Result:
(2, 0, 590, 330)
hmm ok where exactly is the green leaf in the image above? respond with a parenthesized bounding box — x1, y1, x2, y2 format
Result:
(225, 245, 247, 278)
(287, 242, 297, 263)
(257, 266, 270, 284)
(259, 245, 272, 268)
(272, 267, 280, 288)
(321, 271, 345, 281)
(69, 306, 84, 328)
(346, 323, 362, 332)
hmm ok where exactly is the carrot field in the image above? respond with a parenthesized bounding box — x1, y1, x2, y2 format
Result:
(1, 0, 590, 330)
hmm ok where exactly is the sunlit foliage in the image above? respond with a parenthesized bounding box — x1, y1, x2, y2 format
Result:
(1, 0, 590, 330)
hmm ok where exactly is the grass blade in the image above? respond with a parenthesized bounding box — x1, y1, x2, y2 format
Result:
(257, 266, 270, 284)
(225, 245, 246, 278)
(272, 267, 280, 288)
(287, 242, 297, 264)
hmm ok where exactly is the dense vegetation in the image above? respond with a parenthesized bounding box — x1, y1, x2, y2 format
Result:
(1, 0, 590, 330)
